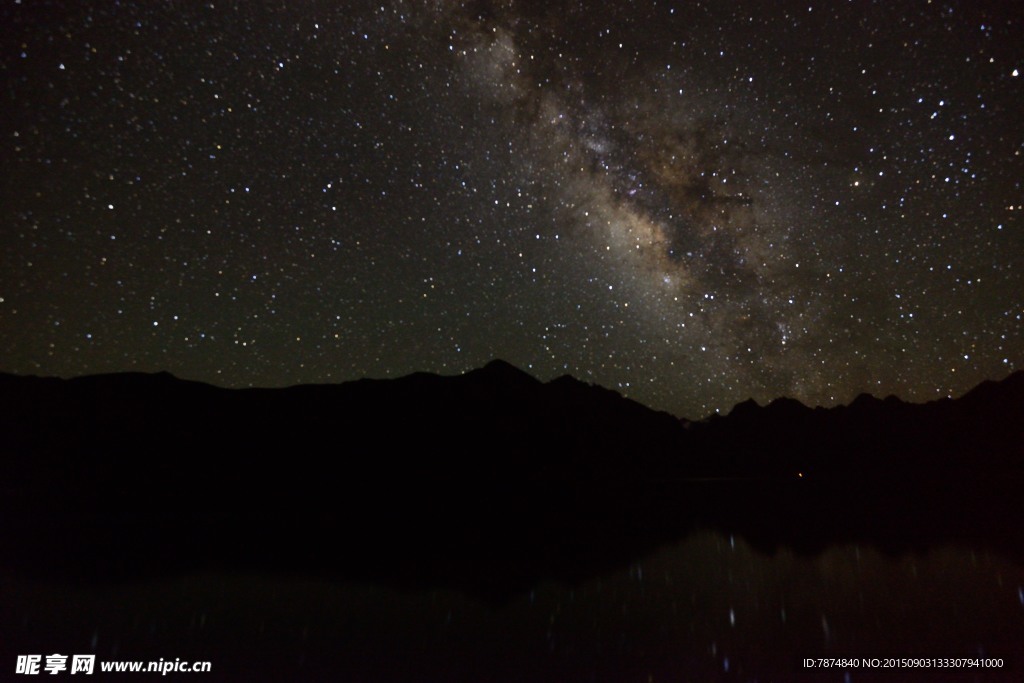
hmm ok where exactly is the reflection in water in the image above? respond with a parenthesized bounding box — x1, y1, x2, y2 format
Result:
(3, 532, 1022, 681)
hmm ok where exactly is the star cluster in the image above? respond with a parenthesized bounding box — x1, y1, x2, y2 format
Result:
(2, 0, 1021, 418)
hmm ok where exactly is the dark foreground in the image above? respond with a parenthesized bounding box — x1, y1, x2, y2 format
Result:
(1, 364, 1022, 680)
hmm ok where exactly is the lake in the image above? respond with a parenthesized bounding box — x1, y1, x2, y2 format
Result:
(4, 530, 1021, 681)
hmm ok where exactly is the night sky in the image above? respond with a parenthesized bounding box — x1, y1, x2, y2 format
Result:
(2, 0, 1021, 419)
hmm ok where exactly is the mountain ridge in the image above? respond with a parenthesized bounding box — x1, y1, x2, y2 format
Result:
(3, 362, 1020, 420)
(0, 362, 1021, 597)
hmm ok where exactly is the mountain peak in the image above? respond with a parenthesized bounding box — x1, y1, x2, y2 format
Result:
(728, 398, 760, 418)
(849, 392, 881, 408)
(764, 396, 811, 416)
(959, 370, 1024, 405)
(482, 358, 522, 372)
(469, 359, 541, 385)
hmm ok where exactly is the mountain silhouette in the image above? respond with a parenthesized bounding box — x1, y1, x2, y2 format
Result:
(0, 364, 1021, 598)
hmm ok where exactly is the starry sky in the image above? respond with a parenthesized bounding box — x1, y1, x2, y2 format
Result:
(2, 0, 1022, 419)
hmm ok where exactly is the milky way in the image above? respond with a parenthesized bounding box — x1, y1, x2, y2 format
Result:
(1, 0, 1021, 417)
